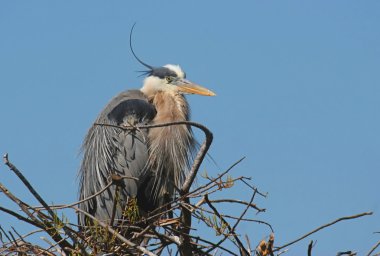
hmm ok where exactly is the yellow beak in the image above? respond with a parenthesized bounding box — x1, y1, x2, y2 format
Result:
(175, 79, 216, 96)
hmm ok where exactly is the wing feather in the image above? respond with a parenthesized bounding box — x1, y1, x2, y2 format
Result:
(78, 90, 156, 225)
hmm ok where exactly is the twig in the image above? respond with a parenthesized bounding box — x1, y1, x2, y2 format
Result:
(367, 240, 380, 256)
(0, 225, 12, 244)
(0, 206, 44, 229)
(208, 199, 265, 213)
(30, 174, 136, 210)
(189, 157, 245, 196)
(178, 158, 248, 256)
(1, 229, 44, 247)
(240, 179, 267, 198)
(245, 235, 252, 255)
(74, 206, 158, 256)
(3, 153, 75, 252)
(337, 251, 356, 256)
(164, 226, 237, 256)
(40, 236, 67, 256)
(109, 182, 121, 226)
(192, 205, 273, 231)
(179, 196, 193, 256)
(11, 226, 27, 245)
(0, 182, 45, 231)
(274, 211, 373, 251)
(203, 188, 260, 255)
(204, 194, 249, 255)
(8, 231, 19, 247)
(180, 122, 213, 194)
(308, 240, 314, 256)
(3, 154, 55, 218)
(233, 190, 260, 253)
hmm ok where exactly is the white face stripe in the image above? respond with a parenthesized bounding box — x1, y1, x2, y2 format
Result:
(164, 64, 185, 79)
(141, 64, 187, 97)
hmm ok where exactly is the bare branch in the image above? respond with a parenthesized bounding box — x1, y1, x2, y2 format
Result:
(274, 212, 373, 251)
(308, 240, 314, 256)
(207, 199, 265, 213)
(3, 153, 76, 252)
(204, 194, 250, 255)
(367, 240, 380, 256)
(74, 206, 158, 256)
(0, 206, 44, 229)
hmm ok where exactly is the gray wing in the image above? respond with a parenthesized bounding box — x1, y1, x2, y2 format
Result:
(78, 90, 156, 225)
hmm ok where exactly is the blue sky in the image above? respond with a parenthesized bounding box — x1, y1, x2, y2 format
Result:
(0, 1, 379, 254)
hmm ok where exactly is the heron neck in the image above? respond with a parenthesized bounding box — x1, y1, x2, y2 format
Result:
(146, 91, 194, 201)
(151, 91, 189, 122)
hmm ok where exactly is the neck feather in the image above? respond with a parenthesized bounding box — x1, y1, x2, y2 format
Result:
(147, 91, 195, 202)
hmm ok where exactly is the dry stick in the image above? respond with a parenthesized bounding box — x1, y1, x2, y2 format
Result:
(139, 169, 244, 227)
(337, 251, 355, 256)
(108, 174, 138, 227)
(245, 235, 252, 256)
(367, 240, 380, 256)
(11, 227, 27, 245)
(37, 181, 113, 210)
(192, 206, 273, 232)
(1, 229, 44, 248)
(3, 154, 57, 218)
(41, 236, 68, 256)
(0, 182, 87, 255)
(308, 240, 314, 256)
(189, 157, 246, 197)
(0, 183, 39, 219)
(189, 175, 271, 232)
(181, 122, 213, 194)
(208, 199, 265, 213)
(204, 194, 250, 256)
(204, 190, 258, 255)
(231, 189, 259, 254)
(0, 225, 12, 244)
(179, 161, 260, 254)
(190, 175, 252, 199)
(164, 226, 237, 256)
(74, 207, 158, 256)
(178, 196, 193, 256)
(240, 179, 267, 198)
(0, 182, 46, 232)
(7, 231, 19, 247)
(3, 154, 75, 252)
(0, 206, 44, 229)
(151, 228, 181, 247)
(31, 174, 136, 210)
(274, 211, 373, 251)
(118, 158, 243, 228)
(182, 121, 212, 256)
(109, 183, 120, 227)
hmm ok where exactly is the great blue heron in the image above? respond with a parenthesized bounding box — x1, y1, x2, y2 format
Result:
(78, 29, 215, 227)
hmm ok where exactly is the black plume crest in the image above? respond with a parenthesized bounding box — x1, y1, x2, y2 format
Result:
(129, 23, 154, 72)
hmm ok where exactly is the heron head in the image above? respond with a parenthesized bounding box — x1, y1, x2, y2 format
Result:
(129, 24, 215, 98)
(141, 64, 216, 97)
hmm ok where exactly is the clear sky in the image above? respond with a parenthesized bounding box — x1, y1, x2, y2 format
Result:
(0, 1, 379, 254)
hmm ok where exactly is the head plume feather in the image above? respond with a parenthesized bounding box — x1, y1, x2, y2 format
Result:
(130, 23, 154, 73)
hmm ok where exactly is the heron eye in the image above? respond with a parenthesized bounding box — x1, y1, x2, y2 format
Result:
(165, 76, 173, 83)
